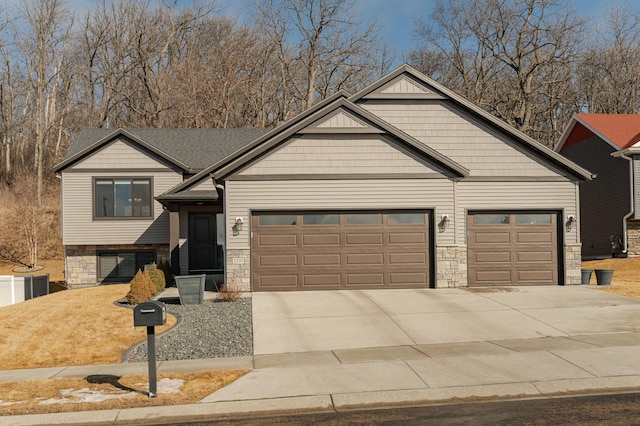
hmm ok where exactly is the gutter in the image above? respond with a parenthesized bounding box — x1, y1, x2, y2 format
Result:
(612, 150, 635, 253)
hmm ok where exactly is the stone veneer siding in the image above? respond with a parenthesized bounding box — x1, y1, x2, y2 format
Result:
(436, 245, 468, 288)
(65, 244, 170, 288)
(225, 248, 251, 291)
(564, 243, 582, 285)
(626, 221, 640, 256)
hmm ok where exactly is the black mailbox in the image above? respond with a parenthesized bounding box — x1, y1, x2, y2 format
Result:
(133, 301, 167, 327)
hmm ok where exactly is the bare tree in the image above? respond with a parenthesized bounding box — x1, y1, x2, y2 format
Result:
(577, 4, 640, 114)
(18, 0, 73, 205)
(410, 0, 585, 147)
(0, 169, 61, 269)
(255, 0, 383, 114)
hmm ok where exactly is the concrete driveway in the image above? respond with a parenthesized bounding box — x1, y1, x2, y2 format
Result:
(252, 286, 640, 355)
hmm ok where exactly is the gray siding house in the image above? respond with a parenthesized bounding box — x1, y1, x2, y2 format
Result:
(54, 65, 592, 290)
(557, 114, 640, 259)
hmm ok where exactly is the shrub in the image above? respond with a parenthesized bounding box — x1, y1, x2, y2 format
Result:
(126, 269, 154, 305)
(148, 262, 166, 293)
(217, 282, 242, 302)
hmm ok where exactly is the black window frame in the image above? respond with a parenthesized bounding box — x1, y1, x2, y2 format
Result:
(97, 250, 156, 282)
(93, 177, 153, 219)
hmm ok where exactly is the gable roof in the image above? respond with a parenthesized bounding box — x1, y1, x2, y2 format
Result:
(165, 94, 471, 196)
(351, 65, 594, 181)
(556, 114, 640, 152)
(53, 127, 269, 173)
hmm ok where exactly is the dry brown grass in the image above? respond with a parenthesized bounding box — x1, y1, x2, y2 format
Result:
(582, 257, 640, 297)
(0, 282, 249, 417)
(0, 371, 247, 416)
(0, 258, 65, 283)
(0, 284, 176, 370)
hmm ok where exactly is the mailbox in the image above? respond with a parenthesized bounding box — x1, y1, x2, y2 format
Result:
(133, 301, 167, 327)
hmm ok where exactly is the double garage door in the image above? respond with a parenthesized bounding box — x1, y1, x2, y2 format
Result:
(252, 211, 432, 291)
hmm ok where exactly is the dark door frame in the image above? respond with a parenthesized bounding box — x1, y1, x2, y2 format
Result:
(188, 212, 222, 274)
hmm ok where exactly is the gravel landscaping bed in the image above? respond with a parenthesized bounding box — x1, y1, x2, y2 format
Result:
(124, 297, 253, 362)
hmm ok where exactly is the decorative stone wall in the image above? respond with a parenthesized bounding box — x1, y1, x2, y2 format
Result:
(564, 243, 582, 285)
(436, 245, 468, 288)
(225, 248, 251, 291)
(627, 221, 640, 256)
(65, 244, 169, 288)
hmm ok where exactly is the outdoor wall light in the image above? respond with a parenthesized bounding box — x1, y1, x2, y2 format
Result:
(566, 215, 576, 232)
(438, 214, 450, 233)
(233, 217, 244, 236)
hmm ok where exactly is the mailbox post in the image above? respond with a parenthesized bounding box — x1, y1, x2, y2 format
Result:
(133, 300, 166, 397)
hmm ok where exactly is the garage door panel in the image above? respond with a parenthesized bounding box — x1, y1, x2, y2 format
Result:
(389, 272, 429, 285)
(302, 254, 341, 266)
(468, 213, 559, 287)
(256, 274, 299, 288)
(258, 254, 298, 267)
(472, 251, 511, 264)
(346, 273, 385, 286)
(473, 269, 512, 283)
(389, 252, 427, 264)
(259, 234, 297, 246)
(472, 232, 511, 244)
(389, 233, 427, 244)
(253, 211, 432, 291)
(517, 232, 553, 243)
(517, 270, 555, 283)
(517, 251, 554, 263)
(302, 234, 341, 246)
(346, 253, 384, 265)
(346, 233, 383, 245)
(303, 274, 342, 287)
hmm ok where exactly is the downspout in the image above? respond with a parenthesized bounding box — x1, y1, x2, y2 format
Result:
(617, 151, 634, 254)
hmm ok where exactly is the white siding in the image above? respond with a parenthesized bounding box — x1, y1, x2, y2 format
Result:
(361, 102, 563, 178)
(61, 170, 182, 245)
(226, 179, 455, 250)
(71, 139, 168, 170)
(239, 135, 444, 176)
(457, 180, 580, 244)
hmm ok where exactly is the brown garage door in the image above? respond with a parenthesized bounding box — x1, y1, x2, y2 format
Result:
(252, 211, 432, 291)
(467, 212, 559, 286)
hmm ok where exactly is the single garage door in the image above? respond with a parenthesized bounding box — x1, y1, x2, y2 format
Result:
(252, 211, 432, 291)
(467, 212, 559, 286)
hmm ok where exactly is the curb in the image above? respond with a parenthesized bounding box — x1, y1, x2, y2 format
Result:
(7, 379, 640, 426)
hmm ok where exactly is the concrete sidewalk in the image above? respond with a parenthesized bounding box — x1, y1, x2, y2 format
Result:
(7, 286, 640, 425)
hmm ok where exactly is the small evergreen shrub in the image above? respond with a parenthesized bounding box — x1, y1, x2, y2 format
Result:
(126, 269, 154, 305)
(148, 262, 166, 293)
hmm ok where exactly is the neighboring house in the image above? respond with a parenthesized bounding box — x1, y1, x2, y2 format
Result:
(54, 65, 592, 290)
(556, 114, 640, 259)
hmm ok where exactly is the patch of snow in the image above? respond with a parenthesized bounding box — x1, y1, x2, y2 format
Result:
(137, 378, 184, 394)
(38, 378, 185, 405)
(39, 388, 138, 405)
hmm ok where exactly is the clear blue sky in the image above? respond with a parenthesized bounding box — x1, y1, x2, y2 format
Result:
(220, 0, 639, 66)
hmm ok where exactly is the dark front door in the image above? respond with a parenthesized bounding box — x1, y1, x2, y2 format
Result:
(189, 213, 222, 273)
